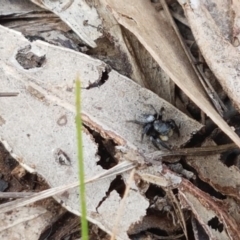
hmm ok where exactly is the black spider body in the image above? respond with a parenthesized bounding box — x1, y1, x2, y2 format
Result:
(130, 106, 180, 150)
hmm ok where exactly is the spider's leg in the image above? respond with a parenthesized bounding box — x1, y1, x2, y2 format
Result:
(127, 113, 156, 124)
(157, 107, 165, 120)
(126, 120, 145, 125)
(149, 136, 161, 150)
(149, 105, 165, 120)
(149, 104, 158, 114)
(156, 138, 171, 151)
(160, 107, 165, 115)
(168, 119, 180, 137)
(174, 125, 180, 137)
(127, 120, 153, 142)
(141, 123, 152, 142)
(150, 136, 171, 151)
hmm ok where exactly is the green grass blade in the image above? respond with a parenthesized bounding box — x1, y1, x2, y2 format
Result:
(75, 77, 89, 240)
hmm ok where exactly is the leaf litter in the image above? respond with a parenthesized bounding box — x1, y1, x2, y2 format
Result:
(1, 0, 240, 239)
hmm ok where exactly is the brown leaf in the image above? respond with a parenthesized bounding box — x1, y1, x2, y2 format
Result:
(104, 0, 240, 147)
(180, 179, 240, 239)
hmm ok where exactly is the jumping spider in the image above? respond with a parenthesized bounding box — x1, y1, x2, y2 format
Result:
(129, 106, 180, 150)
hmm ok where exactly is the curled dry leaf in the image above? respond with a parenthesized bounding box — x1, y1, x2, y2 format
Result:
(180, 1, 240, 111)
(0, 25, 202, 239)
(103, 0, 240, 147)
(186, 139, 240, 201)
(179, 179, 240, 240)
(186, 140, 240, 239)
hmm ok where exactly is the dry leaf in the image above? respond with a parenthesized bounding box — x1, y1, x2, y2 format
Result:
(3, 1, 238, 238)
(179, 179, 240, 240)
(31, 0, 102, 47)
(181, 1, 240, 111)
(0, 0, 41, 16)
(0, 24, 203, 239)
(186, 139, 240, 201)
(0, 206, 54, 240)
(103, 0, 240, 147)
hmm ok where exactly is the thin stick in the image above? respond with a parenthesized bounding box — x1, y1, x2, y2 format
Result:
(0, 192, 34, 198)
(146, 143, 238, 159)
(0, 161, 136, 215)
(160, 0, 225, 116)
(0, 92, 18, 97)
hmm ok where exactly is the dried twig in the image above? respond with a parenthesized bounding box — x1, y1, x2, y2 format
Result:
(146, 143, 237, 160)
(0, 92, 18, 97)
(166, 189, 188, 240)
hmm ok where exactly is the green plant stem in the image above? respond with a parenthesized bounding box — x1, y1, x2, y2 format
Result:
(75, 77, 89, 240)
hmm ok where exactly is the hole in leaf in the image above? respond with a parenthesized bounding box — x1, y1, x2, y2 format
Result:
(84, 65, 111, 89)
(208, 216, 223, 232)
(84, 126, 118, 169)
(221, 149, 240, 167)
(195, 177, 226, 200)
(145, 184, 166, 200)
(109, 175, 126, 198)
(181, 160, 226, 200)
(96, 175, 126, 211)
(16, 45, 46, 69)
